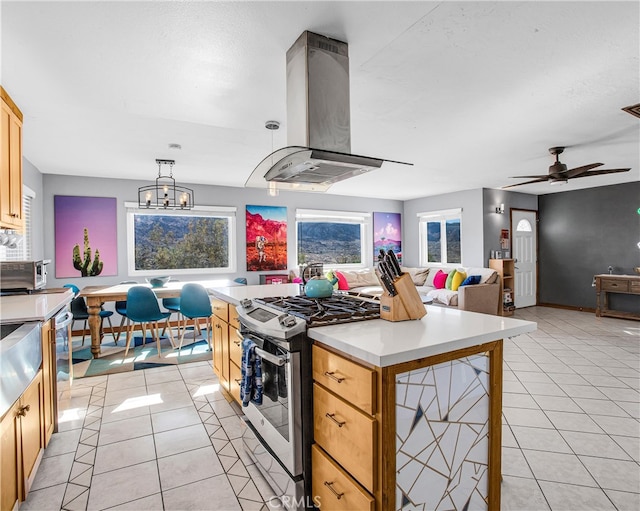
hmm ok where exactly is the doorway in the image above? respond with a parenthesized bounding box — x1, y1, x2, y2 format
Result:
(511, 209, 538, 308)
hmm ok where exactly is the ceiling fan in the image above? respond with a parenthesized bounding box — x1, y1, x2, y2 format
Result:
(502, 146, 631, 189)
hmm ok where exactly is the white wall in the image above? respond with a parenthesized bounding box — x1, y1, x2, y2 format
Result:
(42, 173, 403, 288)
(403, 188, 485, 267)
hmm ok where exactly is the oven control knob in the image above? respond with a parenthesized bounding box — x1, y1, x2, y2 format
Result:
(279, 314, 297, 328)
(240, 298, 253, 309)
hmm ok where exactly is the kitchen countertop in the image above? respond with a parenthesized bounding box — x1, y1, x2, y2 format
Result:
(208, 283, 302, 305)
(0, 288, 74, 324)
(308, 305, 536, 367)
(209, 284, 537, 367)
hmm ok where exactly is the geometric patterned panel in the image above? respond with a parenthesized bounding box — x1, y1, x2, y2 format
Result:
(396, 354, 490, 510)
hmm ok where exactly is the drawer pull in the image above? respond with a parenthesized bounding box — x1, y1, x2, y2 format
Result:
(324, 481, 344, 500)
(324, 371, 345, 383)
(234, 378, 242, 384)
(325, 413, 346, 428)
(233, 340, 241, 346)
(17, 404, 30, 417)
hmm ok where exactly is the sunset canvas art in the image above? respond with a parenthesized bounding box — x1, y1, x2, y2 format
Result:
(374, 212, 402, 263)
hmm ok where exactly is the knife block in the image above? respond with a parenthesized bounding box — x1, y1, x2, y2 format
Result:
(379, 273, 427, 322)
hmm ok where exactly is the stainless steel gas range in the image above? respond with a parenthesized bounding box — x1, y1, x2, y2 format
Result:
(236, 293, 380, 510)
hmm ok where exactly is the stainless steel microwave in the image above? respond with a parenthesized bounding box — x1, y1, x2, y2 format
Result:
(0, 260, 50, 291)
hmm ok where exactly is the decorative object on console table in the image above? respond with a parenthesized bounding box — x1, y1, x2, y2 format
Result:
(489, 258, 515, 316)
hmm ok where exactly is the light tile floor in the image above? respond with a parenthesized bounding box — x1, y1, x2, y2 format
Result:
(21, 306, 639, 510)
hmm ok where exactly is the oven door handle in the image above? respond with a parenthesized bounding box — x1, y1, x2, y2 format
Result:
(254, 347, 287, 367)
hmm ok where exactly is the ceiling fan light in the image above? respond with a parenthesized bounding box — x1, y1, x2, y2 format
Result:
(550, 178, 568, 186)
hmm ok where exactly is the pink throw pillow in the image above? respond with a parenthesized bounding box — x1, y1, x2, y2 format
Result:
(433, 270, 448, 289)
(334, 271, 349, 290)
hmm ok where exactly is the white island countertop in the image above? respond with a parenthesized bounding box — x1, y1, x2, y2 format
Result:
(0, 288, 74, 324)
(309, 305, 536, 367)
(209, 284, 537, 367)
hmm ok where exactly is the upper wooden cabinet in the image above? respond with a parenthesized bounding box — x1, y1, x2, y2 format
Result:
(0, 86, 23, 231)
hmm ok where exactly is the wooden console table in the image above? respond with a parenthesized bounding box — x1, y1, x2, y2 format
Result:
(595, 274, 640, 321)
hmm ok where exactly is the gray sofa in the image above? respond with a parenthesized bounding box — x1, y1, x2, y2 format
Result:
(335, 266, 501, 315)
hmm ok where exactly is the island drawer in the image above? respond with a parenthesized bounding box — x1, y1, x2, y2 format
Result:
(311, 444, 374, 511)
(211, 298, 229, 322)
(600, 279, 629, 293)
(228, 304, 240, 329)
(312, 344, 375, 415)
(229, 327, 243, 366)
(313, 383, 375, 492)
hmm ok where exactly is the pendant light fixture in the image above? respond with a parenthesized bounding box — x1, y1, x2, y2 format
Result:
(138, 159, 194, 210)
(265, 120, 280, 197)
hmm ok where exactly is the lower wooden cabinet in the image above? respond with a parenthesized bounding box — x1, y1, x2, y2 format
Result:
(41, 318, 56, 445)
(0, 371, 45, 511)
(229, 360, 242, 404)
(312, 444, 374, 511)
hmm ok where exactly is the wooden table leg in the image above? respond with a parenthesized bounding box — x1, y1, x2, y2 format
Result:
(86, 298, 102, 358)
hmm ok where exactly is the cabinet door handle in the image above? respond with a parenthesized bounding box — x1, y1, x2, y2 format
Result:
(234, 378, 242, 384)
(324, 371, 345, 383)
(233, 340, 241, 346)
(323, 481, 344, 500)
(325, 413, 346, 428)
(17, 404, 31, 417)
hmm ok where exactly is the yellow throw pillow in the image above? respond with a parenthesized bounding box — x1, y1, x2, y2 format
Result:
(451, 271, 467, 291)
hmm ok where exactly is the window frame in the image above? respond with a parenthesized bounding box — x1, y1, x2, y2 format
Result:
(295, 208, 371, 269)
(0, 185, 34, 261)
(417, 207, 462, 266)
(125, 202, 236, 276)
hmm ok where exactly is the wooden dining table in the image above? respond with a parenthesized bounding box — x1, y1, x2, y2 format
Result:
(80, 279, 240, 358)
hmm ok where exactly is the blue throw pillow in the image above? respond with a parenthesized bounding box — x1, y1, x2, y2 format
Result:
(461, 275, 481, 286)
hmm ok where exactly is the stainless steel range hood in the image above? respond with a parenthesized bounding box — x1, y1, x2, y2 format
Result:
(246, 31, 410, 193)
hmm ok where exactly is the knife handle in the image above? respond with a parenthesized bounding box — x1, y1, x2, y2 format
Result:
(386, 250, 403, 276)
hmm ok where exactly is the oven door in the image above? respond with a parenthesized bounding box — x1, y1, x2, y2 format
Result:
(241, 332, 302, 477)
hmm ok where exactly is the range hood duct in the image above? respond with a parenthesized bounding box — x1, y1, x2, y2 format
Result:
(246, 31, 410, 192)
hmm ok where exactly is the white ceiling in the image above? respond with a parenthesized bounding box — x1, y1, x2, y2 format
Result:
(2, 1, 638, 200)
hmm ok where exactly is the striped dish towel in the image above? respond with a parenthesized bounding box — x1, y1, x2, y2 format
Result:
(241, 338, 263, 407)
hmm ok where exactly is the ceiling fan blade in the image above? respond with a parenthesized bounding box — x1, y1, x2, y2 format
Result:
(562, 162, 603, 178)
(508, 174, 550, 179)
(569, 168, 631, 179)
(501, 177, 550, 189)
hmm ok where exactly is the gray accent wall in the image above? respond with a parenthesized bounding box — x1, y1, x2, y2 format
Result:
(538, 181, 640, 311)
(41, 173, 402, 289)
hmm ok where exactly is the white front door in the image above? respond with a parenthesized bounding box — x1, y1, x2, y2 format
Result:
(512, 209, 537, 308)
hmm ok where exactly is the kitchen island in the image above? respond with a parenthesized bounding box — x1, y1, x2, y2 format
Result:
(210, 284, 536, 510)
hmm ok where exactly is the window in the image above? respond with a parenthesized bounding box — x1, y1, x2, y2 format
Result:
(516, 219, 532, 232)
(126, 203, 236, 276)
(0, 186, 34, 262)
(296, 209, 370, 267)
(418, 208, 462, 265)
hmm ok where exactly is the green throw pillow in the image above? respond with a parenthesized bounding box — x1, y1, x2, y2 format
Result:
(445, 269, 457, 290)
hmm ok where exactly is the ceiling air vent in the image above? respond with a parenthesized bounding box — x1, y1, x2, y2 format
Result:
(621, 103, 640, 119)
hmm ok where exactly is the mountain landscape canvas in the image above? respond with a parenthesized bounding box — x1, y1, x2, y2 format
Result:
(374, 212, 402, 263)
(246, 205, 287, 271)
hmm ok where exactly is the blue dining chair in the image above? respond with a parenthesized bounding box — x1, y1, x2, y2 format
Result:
(161, 279, 181, 337)
(178, 283, 213, 351)
(64, 284, 115, 345)
(114, 281, 138, 343)
(123, 286, 176, 358)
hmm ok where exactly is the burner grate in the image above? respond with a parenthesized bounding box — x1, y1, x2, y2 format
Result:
(256, 294, 380, 326)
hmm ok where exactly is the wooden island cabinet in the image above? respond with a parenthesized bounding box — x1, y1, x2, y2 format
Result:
(211, 297, 243, 404)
